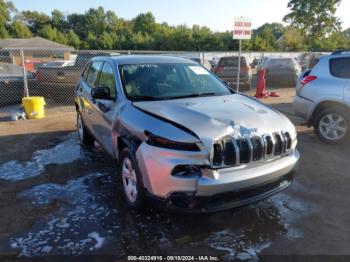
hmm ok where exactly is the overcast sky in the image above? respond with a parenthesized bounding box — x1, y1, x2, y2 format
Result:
(11, 0, 350, 31)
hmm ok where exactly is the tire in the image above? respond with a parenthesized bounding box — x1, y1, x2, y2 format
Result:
(77, 112, 94, 145)
(314, 106, 350, 145)
(119, 147, 146, 208)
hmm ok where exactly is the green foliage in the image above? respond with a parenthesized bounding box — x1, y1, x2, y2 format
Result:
(284, 0, 342, 39)
(0, 1, 349, 51)
(66, 30, 80, 49)
(10, 20, 32, 38)
(38, 24, 67, 44)
(344, 28, 350, 38)
(0, 0, 15, 38)
(20, 11, 51, 34)
(133, 12, 156, 36)
(282, 27, 307, 51)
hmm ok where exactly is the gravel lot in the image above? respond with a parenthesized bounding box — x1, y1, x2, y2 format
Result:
(0, 88, 349, 261)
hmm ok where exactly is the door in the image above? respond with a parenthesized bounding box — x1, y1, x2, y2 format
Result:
(345, 80, 350, 103)
(90, 62, 117, 155)
(79, 61, 104, 131)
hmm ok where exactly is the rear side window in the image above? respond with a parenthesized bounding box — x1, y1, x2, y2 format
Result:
(330, 57, 350, 79)
(219, 57, 246, 67)
(86, 61, 103, 88)
(97, 62, 116, 98)
(269, 59, 295, 69)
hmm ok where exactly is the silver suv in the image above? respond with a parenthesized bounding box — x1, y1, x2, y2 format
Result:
(75, 55, 299, 212)
(293, 51, 350, 144)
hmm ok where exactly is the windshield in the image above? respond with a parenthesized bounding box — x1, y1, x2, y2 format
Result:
(119, 63, 232, 101)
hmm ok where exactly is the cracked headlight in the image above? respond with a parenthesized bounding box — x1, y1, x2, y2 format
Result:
(145, 131, 200, 151)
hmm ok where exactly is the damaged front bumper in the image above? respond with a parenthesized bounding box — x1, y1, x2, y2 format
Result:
(136, 143, 300, 212)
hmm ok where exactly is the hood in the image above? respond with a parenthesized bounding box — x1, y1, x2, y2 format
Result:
(133, 94, 295, 150)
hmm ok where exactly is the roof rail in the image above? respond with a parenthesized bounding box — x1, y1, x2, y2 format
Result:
(331, 49, 350, 55)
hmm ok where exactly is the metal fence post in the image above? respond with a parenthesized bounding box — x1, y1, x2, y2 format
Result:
(236, 39, 242, 92)
(20, 49, 29, 97)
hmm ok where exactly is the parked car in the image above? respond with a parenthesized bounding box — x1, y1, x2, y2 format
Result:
(308, 53, 327, 69)
(256, 56, 273, 72)
(190, 58, 212, 71)
(35, 52, 117, 102)
(212, 56, 252, 90)
(42, 60, 75, 67)
(297, 53, 311, 71)
(293, 51, 350, 144)
(251, 57, 261, 68)
(0, 63, 37, 106)
(0, 50, 13, 64)
(260, 57, 301, 87)
(75, 55, 299, 212)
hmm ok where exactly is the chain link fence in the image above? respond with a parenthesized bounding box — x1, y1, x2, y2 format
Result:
(0, 49, 320, 112)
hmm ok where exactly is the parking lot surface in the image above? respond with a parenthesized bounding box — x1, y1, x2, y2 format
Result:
(0, 88, 349, 261)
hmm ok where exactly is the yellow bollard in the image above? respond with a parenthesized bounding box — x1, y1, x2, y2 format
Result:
(22, 96, 46, 119)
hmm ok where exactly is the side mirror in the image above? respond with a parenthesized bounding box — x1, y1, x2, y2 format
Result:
(91, 86, 112, 100)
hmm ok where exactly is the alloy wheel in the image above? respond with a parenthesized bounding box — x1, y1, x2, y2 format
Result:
(319, 113, 347, 141)
(121, 157, 138, 203)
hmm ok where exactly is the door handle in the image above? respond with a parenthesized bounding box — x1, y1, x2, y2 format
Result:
(97, 102, 110, 113)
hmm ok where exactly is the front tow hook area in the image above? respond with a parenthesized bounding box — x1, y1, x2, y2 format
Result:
(162, 172, 294, 213)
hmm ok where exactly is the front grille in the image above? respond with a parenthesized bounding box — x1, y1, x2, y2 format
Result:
(212, 131, 293, 167)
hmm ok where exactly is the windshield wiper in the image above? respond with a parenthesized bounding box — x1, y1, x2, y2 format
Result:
(167, 92, 219, 100)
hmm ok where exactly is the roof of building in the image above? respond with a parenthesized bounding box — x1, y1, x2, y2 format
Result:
(0, 37, 74, 50)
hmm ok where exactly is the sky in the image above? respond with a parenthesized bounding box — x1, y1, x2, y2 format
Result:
(10, 0, 350, 31)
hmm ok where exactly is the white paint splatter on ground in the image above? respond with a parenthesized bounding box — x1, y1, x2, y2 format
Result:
(0, 133, 87, 182)
(11, 172, 117, 257)
(88, 232, 105, 251)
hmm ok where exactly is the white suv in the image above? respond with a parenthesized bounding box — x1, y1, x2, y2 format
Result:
(293, 51, 350, 144)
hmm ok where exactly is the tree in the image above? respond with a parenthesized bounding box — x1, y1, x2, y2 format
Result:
(255, 23, 284, 39)
(283, 0, 342, 39)
(344, 28, 350, 38)
(251, 24, 280, 51)
(282, 27, 306, 51)
(66, 30, 80, 49)
(20, 11, 51, 34)
(0, 0, 16, 38)
(38, 24, 67, 44)
(132, 12, 156, 36)
(97, 32, 115, 49)
(51, 9, 68, 31)
(10, 20, 32, 38)
(311, 31, 349, 51)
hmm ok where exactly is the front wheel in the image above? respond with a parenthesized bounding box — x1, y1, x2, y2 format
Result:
(314, 107, 350, 144)
(77, 112, 94, 145)
(119, 147, 146, 208)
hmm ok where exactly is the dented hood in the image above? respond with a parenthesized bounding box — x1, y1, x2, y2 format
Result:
(133, 94, 295, 149)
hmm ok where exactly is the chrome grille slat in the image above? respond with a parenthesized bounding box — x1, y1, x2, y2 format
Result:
(280, 132, 287, 153)
(251, 136, 264, 161)
(212, 131, 292, 167)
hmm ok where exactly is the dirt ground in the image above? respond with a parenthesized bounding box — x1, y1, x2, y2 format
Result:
(0, 88, 349, 261)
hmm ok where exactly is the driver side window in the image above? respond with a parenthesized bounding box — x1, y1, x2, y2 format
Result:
(86, 61, 103, 88)
(97, 63, 116, 98)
